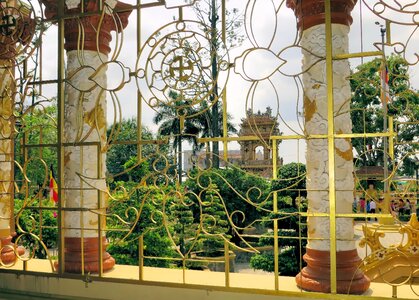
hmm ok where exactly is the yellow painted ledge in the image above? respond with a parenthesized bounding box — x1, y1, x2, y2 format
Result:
(0, 259, 418, 300)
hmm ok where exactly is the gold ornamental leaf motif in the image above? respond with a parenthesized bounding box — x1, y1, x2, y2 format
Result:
(88, 219, 98, 226)
(244, 0, 278, 49)
(335, 146, 354, 162)
(0, 95, 13, 118)
(64, 151, 72, 166)
(0, 122, 12, 138)
(83, 103, 106, 134)
(360, 225, 385, 252)
(234, 48, 285, 81)
(89, 61, 131, 92)
(303, 95, 317, 123)
(0, 140, 11, 154)
(66, 65, 97, 92)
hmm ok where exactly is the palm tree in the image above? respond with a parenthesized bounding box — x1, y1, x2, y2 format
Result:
(192, 0, 244, 168)
(154, 92, 237, 182)
(153, 92, 199, 183)
(191, 101, 237, 168)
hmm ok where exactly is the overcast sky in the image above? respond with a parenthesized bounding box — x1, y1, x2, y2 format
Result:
(29, 0, 418, 164)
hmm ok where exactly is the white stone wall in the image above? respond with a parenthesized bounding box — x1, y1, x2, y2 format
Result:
(64, 50, 108, 238)
(302, 24, 355, 251)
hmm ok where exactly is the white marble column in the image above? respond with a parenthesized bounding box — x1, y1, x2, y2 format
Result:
(302, 24, 354, 252)
(63, 51, 109, 238)
(287, 0, 370, 294)
(42, 0, 131, 273)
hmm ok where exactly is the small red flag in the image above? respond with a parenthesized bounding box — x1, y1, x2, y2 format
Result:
(380, 63, 391, 104)
(49, 170, 58, 203)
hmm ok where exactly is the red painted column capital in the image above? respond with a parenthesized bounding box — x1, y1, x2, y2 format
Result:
(0, 2, 36, 60)
(41, 0, 132, 55)
(286, 0, 357, 31)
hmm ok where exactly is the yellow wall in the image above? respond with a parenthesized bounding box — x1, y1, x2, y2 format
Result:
(0, 273, 307, 300)
(0, 272, 418, 300)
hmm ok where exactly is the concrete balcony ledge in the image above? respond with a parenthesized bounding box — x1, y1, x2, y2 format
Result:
(0, 259, 418, 300)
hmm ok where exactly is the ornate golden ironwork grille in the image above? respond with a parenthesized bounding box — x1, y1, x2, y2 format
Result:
(0, 0, 417, 297)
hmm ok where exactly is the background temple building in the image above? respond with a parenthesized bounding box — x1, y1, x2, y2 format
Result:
(238, 107, 282, 177)
(183, 149, 242, 171)
(184, 107, 282, 177)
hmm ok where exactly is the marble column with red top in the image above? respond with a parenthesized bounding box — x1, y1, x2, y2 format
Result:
(287, 0, 370, 294)
(41, 0, 132, 273)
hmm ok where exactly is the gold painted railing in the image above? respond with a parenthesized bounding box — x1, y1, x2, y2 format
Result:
(0, 0, 417, 299)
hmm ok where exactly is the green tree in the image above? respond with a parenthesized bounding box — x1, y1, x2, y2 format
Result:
(250, 165, 308, 276)
(249, 199, 308, 276)
(188, 0, 243, 168)
(153, 91, 201, 183)
(106, 118, 154, 181)
(350, 55, 418, 175)
(199, 185, 231, 257)
(15, 102, 57, 193)
(169, 198, 196, 256)
(185, 167, 271, 245)
(122, 157, 150, 183)
(14, 198, 58, 259)
(107, 184, 175, 267)
(272, 163, 306, 208)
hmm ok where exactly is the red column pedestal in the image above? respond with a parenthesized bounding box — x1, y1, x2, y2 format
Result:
(296, 248, 370, 294)
(54, 237, 115, 273)
(1, 235, 25, 265)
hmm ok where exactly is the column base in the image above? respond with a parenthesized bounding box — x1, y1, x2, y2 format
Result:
(1, 235, 25, 265)
(54, 237, 115, 273)
(296, 248, 370, 294)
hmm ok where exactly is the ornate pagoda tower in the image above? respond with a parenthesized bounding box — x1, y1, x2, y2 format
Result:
(238, 107, 281, 178)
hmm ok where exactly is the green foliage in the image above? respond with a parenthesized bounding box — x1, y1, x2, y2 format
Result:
(250, 252, 274, 272)
(272, 163, 306, 208)
(14, 198, 58, 258)
(107, 185, 175, 267)
(250, 198, 308, 276)
(16, 103, 57, 194)
(200, 185, 231, 256)
(106, 118, 155, 180)
(350, 55, 418, 175)
(249, 248, 301, 276)
(123, 157, 150, 183)
(185, 167, 271, 229)
(169, 198, 196, 256)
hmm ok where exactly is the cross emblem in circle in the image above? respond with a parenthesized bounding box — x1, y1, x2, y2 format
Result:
(0, 14, 16, 36)
(169, 56, 193, 82)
